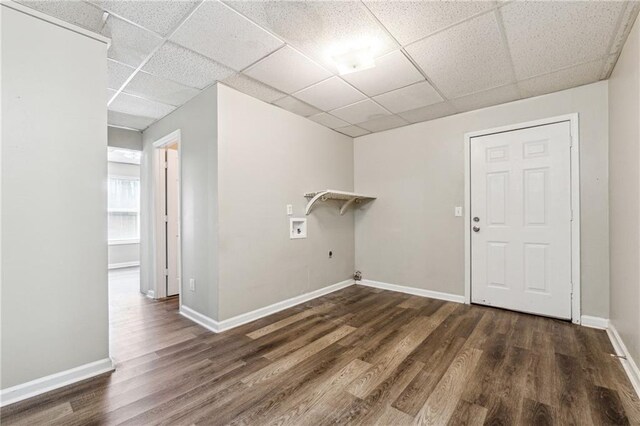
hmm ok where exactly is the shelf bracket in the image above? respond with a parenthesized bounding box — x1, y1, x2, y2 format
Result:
(305, 190, 330, 215)
(339, 197, 358, 215)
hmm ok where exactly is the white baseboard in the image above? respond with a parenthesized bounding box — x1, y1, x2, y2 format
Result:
(180, 305, 220, 333)
(580, 315, 609, 329)
(108, 261, 140, 270)
(180, 279, 355, 334)
(358, 279, 466, 304)
(607, 323, 640, 398)
(0, 358, 114, 408)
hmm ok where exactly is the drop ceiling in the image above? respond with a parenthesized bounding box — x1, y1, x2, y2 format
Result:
(17, 0, 640, 136)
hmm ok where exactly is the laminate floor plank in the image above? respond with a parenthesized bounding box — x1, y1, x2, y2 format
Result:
(1, 268, 639, 425)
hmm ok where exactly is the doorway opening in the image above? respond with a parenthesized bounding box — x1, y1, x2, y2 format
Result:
(464, 114, 581, 324)
(107, 147, 142, 304)
(153, 130, 182, 301)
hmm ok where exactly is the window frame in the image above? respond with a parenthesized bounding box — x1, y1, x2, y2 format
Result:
(107, 174, 141, 245)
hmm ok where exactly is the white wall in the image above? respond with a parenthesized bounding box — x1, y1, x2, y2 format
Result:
(609, 16, 640, 364)
(354, 81, 610, 318)
(1, 5, 109, 389)
(216, 85, 354, 320)
(108, 161, 140, 268)
(108, 126, 142, 151)
(142, 85, 219, 318)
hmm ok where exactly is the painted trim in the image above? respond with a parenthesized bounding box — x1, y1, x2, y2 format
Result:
(464, 113, 582, 324)
(0, 358, 114, 407)
(108, 261, 140, 270)
(152, 129, 181, 148)
(146, 289, 155, 299)
(358, 279, 465, 304)
(607, 323, 640, 398)
(180, 279, 355, 333)
(1, 0, 111, 46)
(580, 315, 609, 329)
(152, 129, 182, 301)
(180, 305, 220, 333)
(108, 239, 140, 246)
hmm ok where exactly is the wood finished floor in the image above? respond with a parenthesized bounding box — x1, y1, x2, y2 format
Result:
(2, 269, 639, 425)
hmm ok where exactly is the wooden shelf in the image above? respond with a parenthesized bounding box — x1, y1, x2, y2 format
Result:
(304, 189, 376, 215)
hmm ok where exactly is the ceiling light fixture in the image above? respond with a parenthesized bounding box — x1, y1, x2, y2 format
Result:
(332, 46, 376, 75)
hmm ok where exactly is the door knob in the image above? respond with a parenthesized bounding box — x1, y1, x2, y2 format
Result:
(473, 226, 480, 232)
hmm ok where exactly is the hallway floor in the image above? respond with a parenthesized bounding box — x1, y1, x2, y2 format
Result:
(2, 270, 640, 425)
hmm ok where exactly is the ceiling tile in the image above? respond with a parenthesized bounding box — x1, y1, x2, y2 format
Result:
(399, 102, 457, 123)
(335, 125, 370, 138)
(107, 88, 117, 104)
(108, 60, 136, 90)
(273, 96, 321, 117)
(609, 2, 640, 55)
(245, 46, 331, 93)
(331, 99, 390, 124)
(226, 0, 397, 73)
(102, 15, 163, 68)
(406, 12, 513, 99)
(451, 84, 520, 113)
(109, 92, 175, 120)
(171, 1, 283, 71)
(334, 126, 371, 138)
(293, 77, 366, 111)
(123, 71, 200, 106)
(341, 50, 424, 97)
(143, 42, 234, 89)
(357, 115, 408, 132)
(91, 0, 198, 36)
(16, 0, 106, 33)
(365, 0, 496, 46)
(373, 81, 442, 114)
(108, 110, 155, 130)
(601, 54, 619, 80)
(518, 59, 605, 99)
(501, 1, 625, 80)
(222, 74, 285, 103)
(308, 113, 350, 129)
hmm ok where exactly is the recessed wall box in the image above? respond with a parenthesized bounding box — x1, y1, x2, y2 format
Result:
(290, 218, 307, 239)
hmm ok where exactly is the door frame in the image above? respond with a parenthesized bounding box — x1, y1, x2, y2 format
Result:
(463, 114, 581, 324)
(152, 129, 182, 302)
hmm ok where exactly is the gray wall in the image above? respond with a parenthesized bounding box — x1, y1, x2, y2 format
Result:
(107, 162, 140, 268)
(108, 126, 142, 151)
(609, 16, 640, 364)
(142, 85, 219, 319)
(1, 6, 109, 388)
(217, 85, 354, 320)
(354, 81, 610, 318)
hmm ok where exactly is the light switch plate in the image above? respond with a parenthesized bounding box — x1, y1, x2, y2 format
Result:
(287, 204, 293, 215)
(455, 206, 463, 217)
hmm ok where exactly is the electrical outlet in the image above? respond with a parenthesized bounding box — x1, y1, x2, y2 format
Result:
(189, 278, 195, 291)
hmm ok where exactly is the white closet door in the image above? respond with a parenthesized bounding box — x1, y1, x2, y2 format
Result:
(166, 148, 180, 297)
(471, 121, 572, 319)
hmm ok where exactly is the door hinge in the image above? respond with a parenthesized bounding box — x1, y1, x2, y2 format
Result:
(164, 215, 168, 222)
(164, 161, 168, 169)
(570, 209, 574, 221)
(164, 268, 169, 276)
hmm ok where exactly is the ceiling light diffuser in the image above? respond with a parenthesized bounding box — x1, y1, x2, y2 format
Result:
(332, 47, 376, 75)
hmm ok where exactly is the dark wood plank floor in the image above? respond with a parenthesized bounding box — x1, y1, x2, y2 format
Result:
(2, 268, 640, 425)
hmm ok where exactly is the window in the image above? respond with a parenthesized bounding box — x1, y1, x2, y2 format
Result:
(108, 176, 140, 243)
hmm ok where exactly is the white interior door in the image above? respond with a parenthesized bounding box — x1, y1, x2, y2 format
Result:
(166, 148, 180, 296)
(470, 121, 572, 319)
